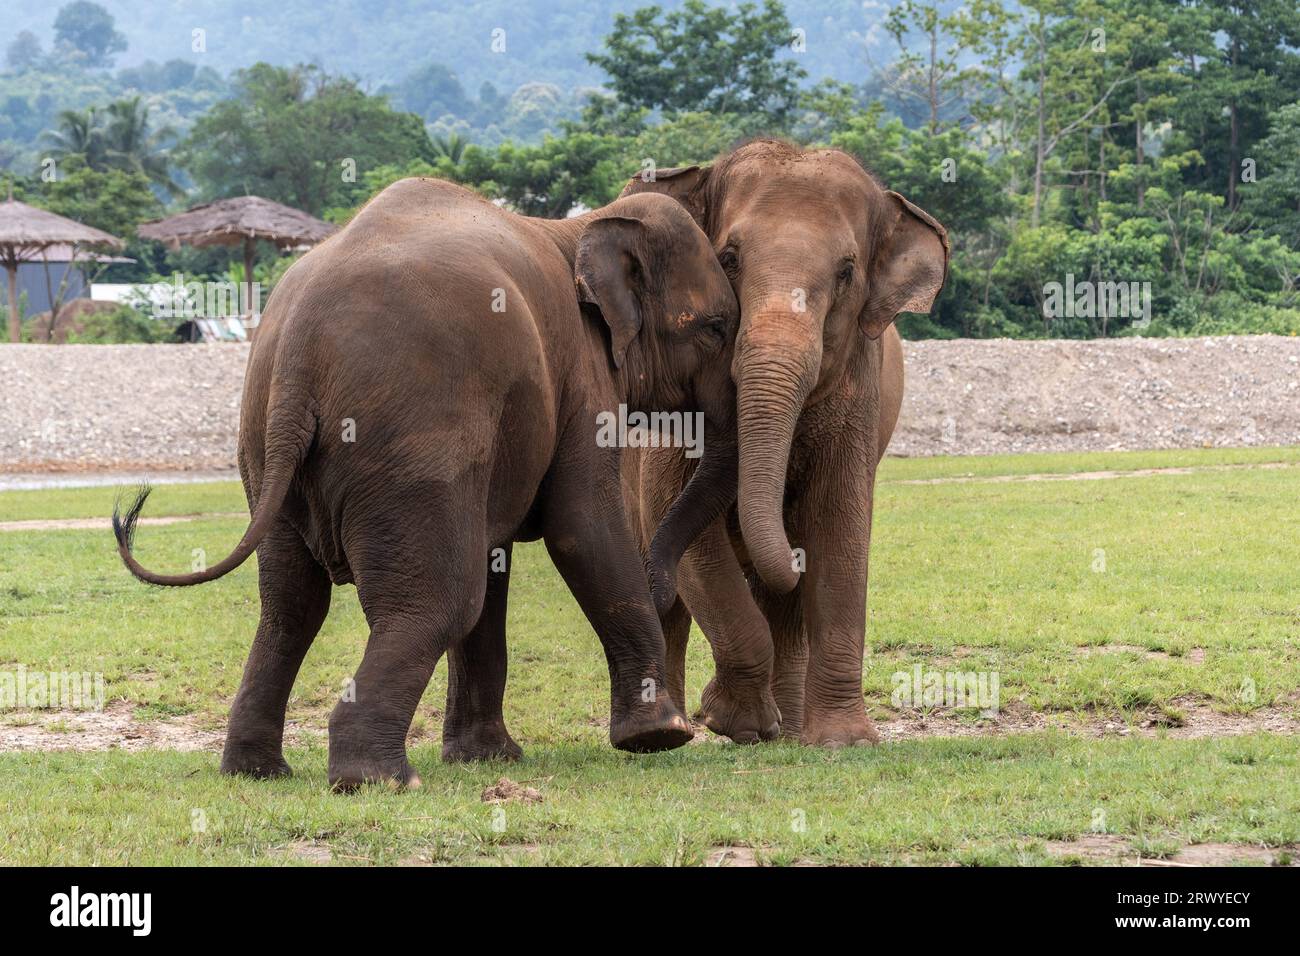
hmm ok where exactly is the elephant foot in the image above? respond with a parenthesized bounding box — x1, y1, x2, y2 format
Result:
(610, 698, 693, 753)
(441, 720, 524, 763)
(800, 711, 880, 748)
(220, 753, 293, 780)
(328, 753, 422, 792)
(699, 677, 781, 744)
(328, 711, 422, 791)
(220, 736, 292, 780)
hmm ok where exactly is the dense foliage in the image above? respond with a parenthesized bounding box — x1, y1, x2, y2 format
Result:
(2, 0, 1298, 340)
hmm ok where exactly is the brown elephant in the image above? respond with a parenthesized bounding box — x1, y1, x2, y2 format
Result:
(622, 140, 949, 746)
(113, 180, 747, 789)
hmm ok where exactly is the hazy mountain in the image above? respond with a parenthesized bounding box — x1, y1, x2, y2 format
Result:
(2, 0, 905, 92)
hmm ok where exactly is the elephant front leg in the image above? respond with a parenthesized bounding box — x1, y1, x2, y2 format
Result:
(442, 545, 522, 763)
(754, 583, 807, 740)
(677, 520, 781, 743)
(795, 458, 880, 748)
(542, 474, 692, 753)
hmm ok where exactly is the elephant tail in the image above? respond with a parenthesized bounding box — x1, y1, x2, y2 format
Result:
(113, 394, 316, 588)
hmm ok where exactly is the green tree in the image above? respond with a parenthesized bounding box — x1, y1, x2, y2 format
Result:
(1165, 0, 1300, 211)
(587, 0, 806, 128)
(99, 97, 179, 196)
(1243, 102, 1300, 247)
(5, 30, 43, 72)
(388, 63, 472, 123)
(881, 0, 978, 134)
(41, 108, 104, 167)
(456, 132, 623, 218)
(40, 98, 178, 196)
(180, 63, 436, 215)
(52, 1, 127, 68)
(39, 155, 161, 238)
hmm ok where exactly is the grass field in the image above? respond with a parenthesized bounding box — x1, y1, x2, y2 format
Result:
(1, 447, 1298, 865)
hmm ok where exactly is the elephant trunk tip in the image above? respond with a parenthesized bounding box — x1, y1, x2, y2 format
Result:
(749, 534, 801, 595)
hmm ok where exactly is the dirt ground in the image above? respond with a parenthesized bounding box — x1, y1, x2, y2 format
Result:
(3, 335, 1299, 472)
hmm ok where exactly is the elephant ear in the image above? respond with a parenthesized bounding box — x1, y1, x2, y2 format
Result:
(619, 164, 712, 227)
(860, 191, 950, 340)
(575, 215, 647, 369)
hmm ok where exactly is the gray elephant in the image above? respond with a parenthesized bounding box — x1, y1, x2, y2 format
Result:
(623, 140, 949, 746)
(113, 180, 745, 788)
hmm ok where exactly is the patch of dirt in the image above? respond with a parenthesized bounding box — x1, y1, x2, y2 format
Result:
(1167, 844, 1293, 866)
(0, 701, 223, 752)
(268, 840, 332, 864)
(706, 845, 761, 867)
(1042, 835, 1297, 867)
(0, 701, 326, 753)
(480, 777, 543, 804)
(0, 512, 245, 533)
(875, 698, 1300, 741)
(1076, 644, 1175, 660)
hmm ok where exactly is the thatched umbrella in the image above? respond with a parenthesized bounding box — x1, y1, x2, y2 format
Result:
(0, 184, 125, 343)
(137, 196, 336, 314)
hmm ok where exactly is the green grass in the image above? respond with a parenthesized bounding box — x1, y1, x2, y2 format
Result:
(1, 446, 1298, 865)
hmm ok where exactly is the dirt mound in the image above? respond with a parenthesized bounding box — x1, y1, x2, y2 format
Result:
(892, 335, 1300, 456)
(2, 336, 1298, 473)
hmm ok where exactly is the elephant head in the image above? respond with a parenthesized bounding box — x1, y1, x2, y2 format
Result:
(574, 193, 740, 609)
(622, 141, 949, 593)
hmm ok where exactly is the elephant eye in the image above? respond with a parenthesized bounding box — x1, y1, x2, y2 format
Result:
(717, 247, 740, 280)
(836, 260, 855, 290)
(700, 314, 729, 347)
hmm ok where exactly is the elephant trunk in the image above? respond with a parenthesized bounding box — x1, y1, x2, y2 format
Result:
(646, 419, 737, 617)
(734, 336, 819, 595)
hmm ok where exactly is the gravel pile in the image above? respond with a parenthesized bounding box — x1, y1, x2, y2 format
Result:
(1, 337, 1298, 473)
(0, 344, 247, 473)
(892, 335, 1300, 457)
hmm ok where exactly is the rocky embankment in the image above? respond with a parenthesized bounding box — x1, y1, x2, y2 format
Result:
(2, 336, 1298, 474)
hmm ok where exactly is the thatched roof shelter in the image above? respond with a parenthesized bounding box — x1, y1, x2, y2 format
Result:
(0, 187, 125, 343)
(138, 196, 335, 315)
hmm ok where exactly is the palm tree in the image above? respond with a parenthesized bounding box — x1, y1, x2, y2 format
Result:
(41, 108, 105, 168)
(101, 97, 181, 198)
(432, 132, 468, 165)
(40, 98, 180, 197)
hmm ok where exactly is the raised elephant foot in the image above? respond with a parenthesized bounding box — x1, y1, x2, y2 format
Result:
(610, 699, 693, 753)
(699, 677, 782, 744)
(441, 721, 524, 763)
(800, 712, 880, 748)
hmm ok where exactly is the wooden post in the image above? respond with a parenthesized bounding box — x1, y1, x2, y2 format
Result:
(5, 260, 19, 344)
(243, 235, 256, 317)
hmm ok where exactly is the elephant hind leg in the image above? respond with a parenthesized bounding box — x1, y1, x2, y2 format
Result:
(329, 493, 488, 790)
(442, 543, 522, 763)
(221, 516, 332, 780)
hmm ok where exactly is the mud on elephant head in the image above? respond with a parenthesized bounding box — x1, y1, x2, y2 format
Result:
(622, 140, 950, 594)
